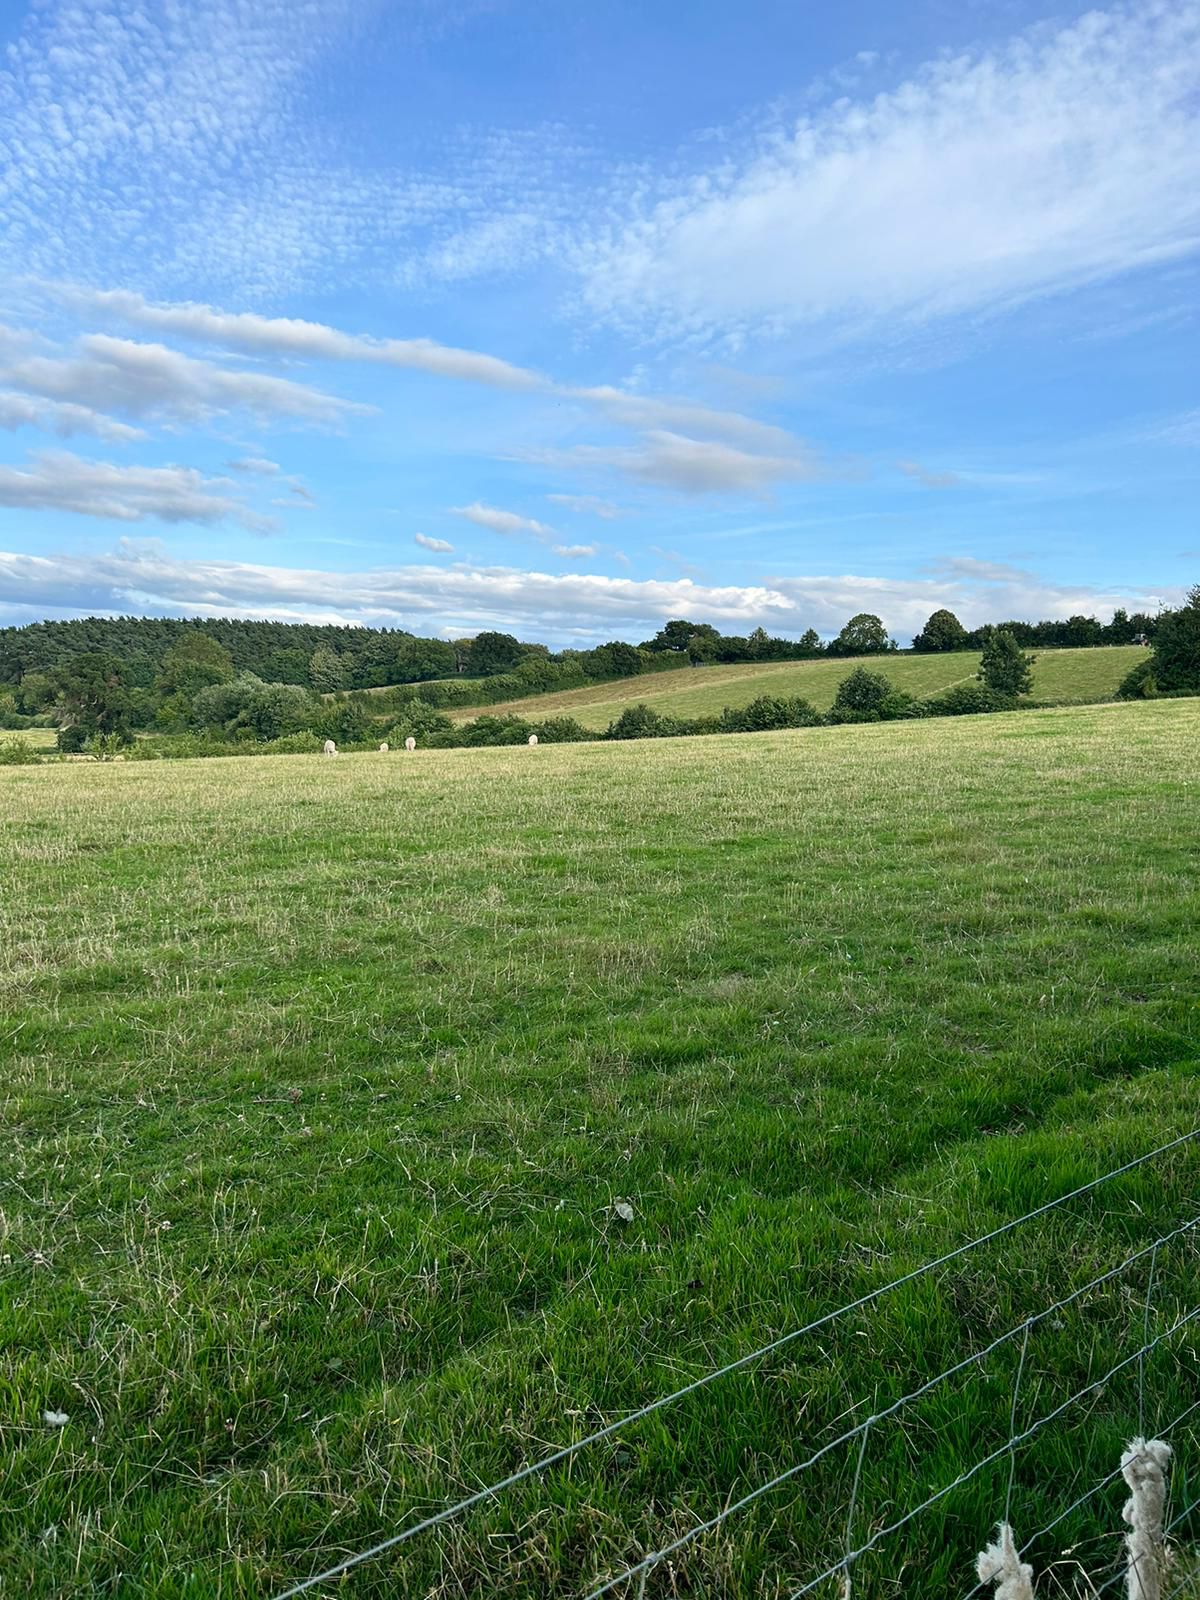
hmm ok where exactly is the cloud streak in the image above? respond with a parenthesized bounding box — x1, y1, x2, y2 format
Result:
(451, 502, 556, 538)
(58, 285, 821, 477)
(0, 451, 273, 531)
(521, 431, 823, 494)
(0, 545, 1175, 644)
(0, 390, 145, 444)
(577, 2, 1200, 343)
(66, 288, 545, 392)
(3, 335, 360, 427)
(546, 493, 624, 519)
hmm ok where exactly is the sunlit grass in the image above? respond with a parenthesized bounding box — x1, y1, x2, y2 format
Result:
(450, 644, 1148, 727)
(0, 726, 57, 750)
(1, 696, 1197, 1598)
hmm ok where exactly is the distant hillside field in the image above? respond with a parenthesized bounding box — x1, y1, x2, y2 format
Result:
(0, 726, 57, 750)
(449, 644, 1149, 727)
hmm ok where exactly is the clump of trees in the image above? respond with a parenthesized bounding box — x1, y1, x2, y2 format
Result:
(1117, 586, 1200, 699)
(978, 629, 1035, 697)
(5, 589, 1184, 759)
(826, 667, 917, 722)
(828, 614, 896, 657)
(912, 608, 970, 653)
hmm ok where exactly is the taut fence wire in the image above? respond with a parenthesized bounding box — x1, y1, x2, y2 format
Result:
(269, 1126, 1200, 1599)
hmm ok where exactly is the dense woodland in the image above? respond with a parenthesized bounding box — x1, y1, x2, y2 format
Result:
(0, 602, 1163, 692)
(0, 593, 1194, 757)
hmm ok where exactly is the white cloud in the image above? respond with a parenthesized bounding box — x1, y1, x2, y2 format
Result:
(3, 336, 359, 427)
(415, 533, 454, 552)
(1142, 409, 1200, 447)
(451, 502, 555, 538)
(0, 545, 1172, 644)
(227, 456, 281, 476)
(572, 386, 796, 451)
(0, 451, 271, 531)
(0, 1, 378, 294)
(0, 390, 145, 444)
(61, 287, 811, 458)
(546, 493, 624, 519)
(65, 289, 544, 391)
(523, 431, 823, 494)
(553, 544, 596, 559)
(896, 460, 963, 490)
(578, 2, 1200, 342)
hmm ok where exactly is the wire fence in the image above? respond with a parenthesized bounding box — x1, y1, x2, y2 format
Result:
(270, 1126, 1200, 1599)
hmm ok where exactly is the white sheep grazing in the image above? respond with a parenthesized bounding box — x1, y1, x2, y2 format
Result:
(379, 742, 389, 753)
(405, 736, 416, 752)
(527, 734, 538, 746)
(323, 739, 337, 757)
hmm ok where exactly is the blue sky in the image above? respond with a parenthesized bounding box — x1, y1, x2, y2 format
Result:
(0, 0, 1196, 645)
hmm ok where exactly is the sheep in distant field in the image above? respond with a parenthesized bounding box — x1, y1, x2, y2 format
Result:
(323, 739, 337, 757)
(527, 734, 538, 746)
(379, 742, 389, 753)
(405, 736, 416, 752)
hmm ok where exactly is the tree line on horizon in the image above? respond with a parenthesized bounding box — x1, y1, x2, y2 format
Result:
(0, 601, 1163, 712)
(1, 586, 1195, 759)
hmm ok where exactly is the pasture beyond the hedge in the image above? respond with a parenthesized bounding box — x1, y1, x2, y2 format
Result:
(449, 643, 1149, 727)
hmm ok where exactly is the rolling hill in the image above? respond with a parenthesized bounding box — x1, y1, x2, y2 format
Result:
(448, 644, 1149, 728)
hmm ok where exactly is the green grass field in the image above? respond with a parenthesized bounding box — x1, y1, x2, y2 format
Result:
(2, 698, 1198, 1599)
(450, 644, 1148, 727)
(0, 726, 58, 750)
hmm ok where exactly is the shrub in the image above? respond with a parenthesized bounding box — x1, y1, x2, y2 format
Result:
(128, 735, 230, 760)
(832, 667, 895, 716)
(528, 717, 595, 744)
(130, 731, 324, 760)
(877, 691, 922, 720)
(605, 704, 682, 740)
(312, 698, 373, 746)
(0, 691, 30, 729)
(1117, 658, 1158, 700)
(1137, 584, 1200, 694)
(921, 684, 1016, 717)
(56, 724, 89, 753)
(718, 694, 822, 733)
(385, 702, 455, 743)
(414, 675, 505, 708)
(261, 731, 324, 755)
(0, 737, 40, 764)
(450, 715, 536, 746)
(978, 628, 1034, 696)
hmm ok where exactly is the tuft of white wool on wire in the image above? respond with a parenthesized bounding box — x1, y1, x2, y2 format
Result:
(1121, 1436, 1172, 1600)
(404, 736, 416, 752)
(976, 1522, 1035, 1600)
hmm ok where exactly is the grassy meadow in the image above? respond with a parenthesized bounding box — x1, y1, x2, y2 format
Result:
(2, 697, 1198, 1598)
(0, 726, 58, 750)
(450, 643, 1149, 727)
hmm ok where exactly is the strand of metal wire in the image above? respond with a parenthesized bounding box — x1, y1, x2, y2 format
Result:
(1162, 1490, 1200, 1599)
(782, 1304, 1200, 1600)
(957, 1394, 1200, 1600)
(269, 1128, 1197, 1600)
(1092, 1482, 1200, 1600)
(582, 1216, 1200, 1600)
